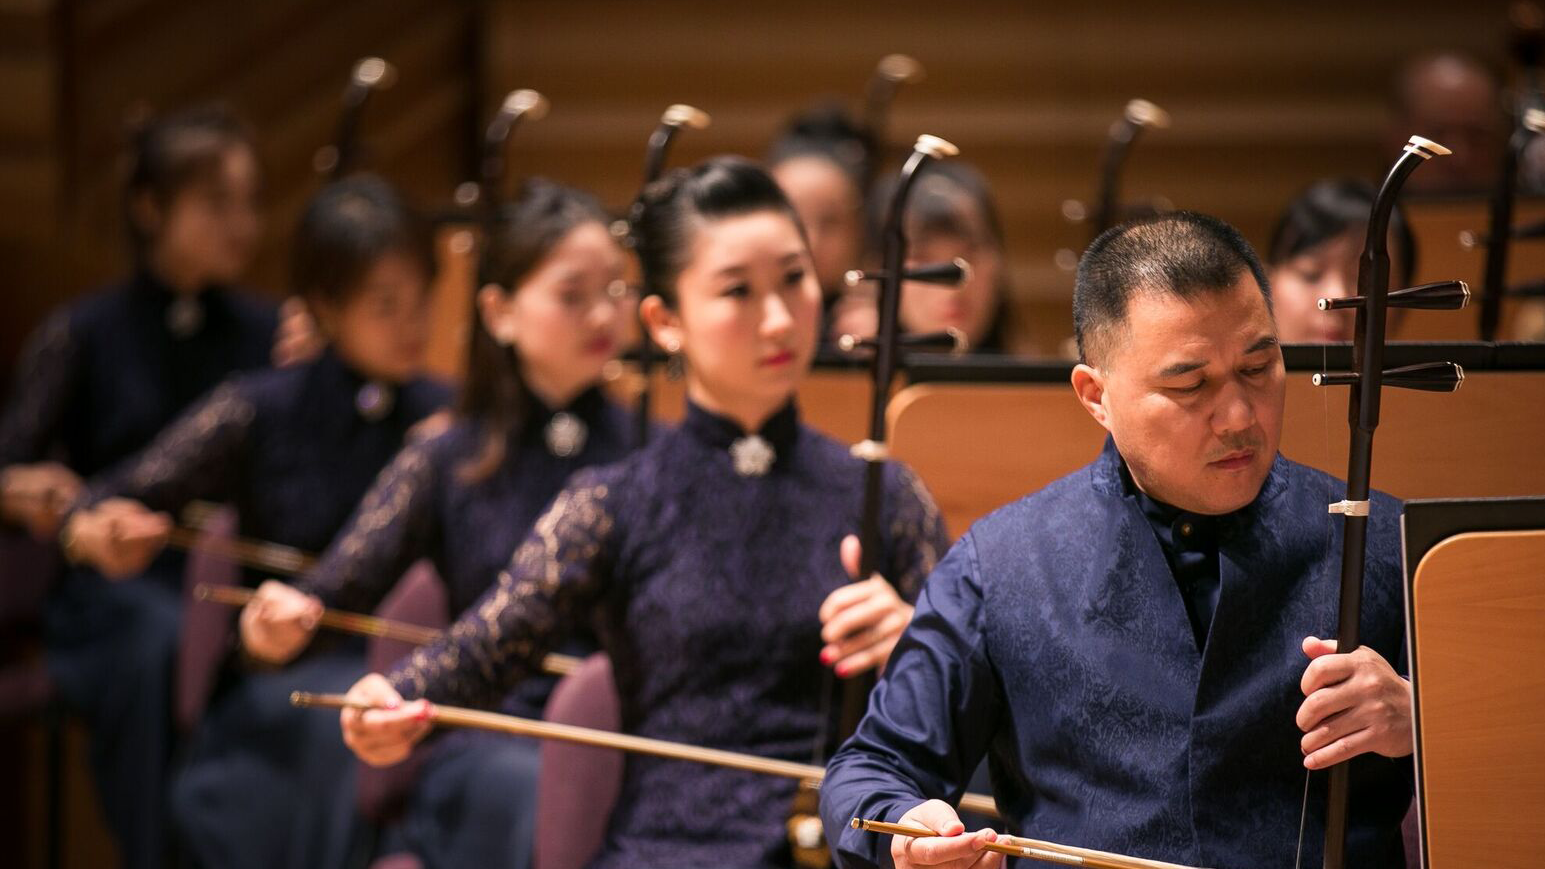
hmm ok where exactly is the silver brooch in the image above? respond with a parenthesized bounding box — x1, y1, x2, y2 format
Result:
(166, 296, 204, 338)
(729, 434, 775, 477)
(544, 412, 588, 458)
(355, 381, 395, 422)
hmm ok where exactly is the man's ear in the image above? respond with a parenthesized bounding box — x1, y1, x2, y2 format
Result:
(1070, 363, 1113, 432)
(639, 295, 682, 353)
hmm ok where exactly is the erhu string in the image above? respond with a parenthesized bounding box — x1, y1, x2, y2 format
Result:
(1294, 340, 1335, 869)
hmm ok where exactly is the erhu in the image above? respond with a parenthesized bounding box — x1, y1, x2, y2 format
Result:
(836, 133, 964, 743)
(626, 104, 711, 446)
(1471, 1, 1545, 339)
(1312, 135, 1467, 869)
(782, 133, 968, 869)
(313, 56, 396, 179)
(1091, 99, 1170, 238)
(860, 54, 926, 192)
(424, 88, 548, 383)
(474, 88, 550, 287)
(1060, 99, 1171, 242)
(1465, 106, 1545, 331)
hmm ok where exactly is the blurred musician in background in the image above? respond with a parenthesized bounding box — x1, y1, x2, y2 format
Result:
(1267, 179, 1417, 343)
(1390, 51, 1503, 195)
(60, 174, 450, 869)
(768, 104, 875, 335)
(0, 103, 293, 869)
(831, 160, 1012, 353)
(241, 179, 636, 869)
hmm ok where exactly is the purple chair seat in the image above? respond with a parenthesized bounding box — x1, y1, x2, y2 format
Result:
(358, 561, 447, 869)
(176, 505, 241, 733)
(534, 653, 622, 869)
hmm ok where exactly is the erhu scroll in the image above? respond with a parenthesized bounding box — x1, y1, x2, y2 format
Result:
(627, 104, 712, 446)
(1091, 98, 1170, 238)
(473, 88, 549, 287)
(860, 54, 926, 191)
(314, 56, 396, 179)
(1060, 98, 1170, 243)
(1312, 135, 1466, 869)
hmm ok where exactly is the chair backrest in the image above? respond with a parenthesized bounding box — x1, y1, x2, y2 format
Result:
(357, 560, 449, 824)
(176, 505, 240, 733)
(533, 653, 622, 869)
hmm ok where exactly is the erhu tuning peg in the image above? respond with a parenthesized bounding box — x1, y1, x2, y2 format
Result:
(1318, 280, 1470, 312)
(844, 258, 972, 288)
(836, 328, 968, 356)
(1312, 362, 1465, 393)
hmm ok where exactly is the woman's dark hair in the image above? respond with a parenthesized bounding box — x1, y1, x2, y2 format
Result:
(123, 102, 257, 259)
(458, 178, 612, 482)
(871, 160, 1012, 351)
(765, 102, 874, 192)
(632, 156, 803, 308)
(1268, 178, 1418, 285)
(290, 173, 433, 306)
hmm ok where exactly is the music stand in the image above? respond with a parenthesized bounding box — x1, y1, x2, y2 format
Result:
(1402, 497, 1545, 868)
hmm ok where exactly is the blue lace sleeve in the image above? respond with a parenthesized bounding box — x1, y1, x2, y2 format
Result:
(387, 468, 617, 709)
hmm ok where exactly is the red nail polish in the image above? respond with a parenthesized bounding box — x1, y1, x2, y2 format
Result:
(417, 703, 433, 721)
(834, 663, 849, 677)
(820, 649, 834, 665)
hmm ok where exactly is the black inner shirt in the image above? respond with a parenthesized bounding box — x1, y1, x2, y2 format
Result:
(1120, 460, 1226, 651)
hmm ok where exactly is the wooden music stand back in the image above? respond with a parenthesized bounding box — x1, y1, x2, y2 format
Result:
(1404, 498, 1545, 868)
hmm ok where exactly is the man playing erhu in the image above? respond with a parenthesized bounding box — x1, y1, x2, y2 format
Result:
(821, 212, 1416, 869)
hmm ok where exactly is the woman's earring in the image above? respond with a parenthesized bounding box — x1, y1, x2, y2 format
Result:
(664, 339, 685, 380)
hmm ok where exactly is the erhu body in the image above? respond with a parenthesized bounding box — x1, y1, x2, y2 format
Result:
(1312, 135, 1466, 869)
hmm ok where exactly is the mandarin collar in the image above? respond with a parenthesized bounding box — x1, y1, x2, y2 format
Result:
(681, 399, 800, 474)
(519, 385, 611, 457)
(314, 347, 401, 423)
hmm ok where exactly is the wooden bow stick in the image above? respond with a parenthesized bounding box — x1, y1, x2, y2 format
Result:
(851, 818, 1212, 869)
(292, 691, 998, 817)
(197, 584, 580, 677)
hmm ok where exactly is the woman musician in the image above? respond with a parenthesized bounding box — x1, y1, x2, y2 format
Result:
(337, 156, 950, 868)
(243, 179, 637, 869)
(60, 174, 451, 869)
